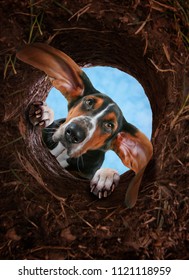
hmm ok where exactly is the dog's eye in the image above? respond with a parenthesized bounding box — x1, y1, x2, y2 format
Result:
(103, 121, 114, 132)
(84, 98, 94, 110)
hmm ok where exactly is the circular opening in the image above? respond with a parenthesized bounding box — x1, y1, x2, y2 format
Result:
(46, 66, 152, 174)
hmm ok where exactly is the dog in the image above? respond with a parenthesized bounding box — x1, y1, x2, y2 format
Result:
(16, 43, 153, 208)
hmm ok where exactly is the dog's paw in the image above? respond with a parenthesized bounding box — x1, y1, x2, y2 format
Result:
(28, 101, 54, 127)
(90, 168, 120, 199)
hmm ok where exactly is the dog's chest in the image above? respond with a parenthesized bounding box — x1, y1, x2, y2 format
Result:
(48, 139, 106, 179)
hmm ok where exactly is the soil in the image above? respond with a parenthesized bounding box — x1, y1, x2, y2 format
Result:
(0, 0, 189, 259)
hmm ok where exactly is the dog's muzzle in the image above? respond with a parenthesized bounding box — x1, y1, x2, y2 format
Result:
(52, 117, 94, 155)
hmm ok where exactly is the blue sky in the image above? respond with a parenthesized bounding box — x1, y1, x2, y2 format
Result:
(47, 66, 152, 174)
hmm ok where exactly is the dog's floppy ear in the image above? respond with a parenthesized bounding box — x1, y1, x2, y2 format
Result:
(16, 43, 85, 103)
(112, 122, 153, 208)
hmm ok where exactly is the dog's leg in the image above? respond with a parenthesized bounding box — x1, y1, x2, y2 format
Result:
(28, 102, 69, 164)
(90, 168, 120, 198)
(28, 101, 54, 127)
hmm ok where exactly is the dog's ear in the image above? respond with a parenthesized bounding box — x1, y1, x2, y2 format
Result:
(16, 43, 87, 103)
(111, 122, 153, 208)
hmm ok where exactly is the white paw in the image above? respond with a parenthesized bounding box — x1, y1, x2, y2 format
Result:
(90, 168, 120, 199)
(28, 101, 54, 127)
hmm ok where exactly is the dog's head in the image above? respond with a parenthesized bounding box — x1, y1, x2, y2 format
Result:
(53, 92, 124, 158)
(17, 43, 153, 208)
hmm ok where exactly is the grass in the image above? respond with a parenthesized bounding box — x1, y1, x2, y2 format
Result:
(170, 93, 189, 129)
(27, 0, 44, 44)
(53, 0, 73, 15)
(9, 89, 25, 96)
(10, 169, 28, 188)
(28, 12, 44, 44)
(150, 0, 189, 49)
(2, 0, 188, 79)
(0, 136, 23, 150)
(172, 0, 189, 49)
(4, 54, 17, 79)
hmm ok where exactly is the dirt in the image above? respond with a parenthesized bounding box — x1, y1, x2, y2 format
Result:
(0, 0, 189, 259)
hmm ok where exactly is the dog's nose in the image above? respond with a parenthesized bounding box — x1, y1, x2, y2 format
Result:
(65, 123, 86, 144)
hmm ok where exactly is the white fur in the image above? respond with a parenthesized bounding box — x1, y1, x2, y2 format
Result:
(50, 142, 65, 157)
(90, 168, 120, 198)
(50, 142, 69, 168)
(41, 103, 54, 126)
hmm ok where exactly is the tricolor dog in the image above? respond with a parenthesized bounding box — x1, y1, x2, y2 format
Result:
(17, 43, 153, 208)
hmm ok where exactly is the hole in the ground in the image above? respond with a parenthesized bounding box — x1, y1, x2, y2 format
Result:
(46, 66, 152, 174)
